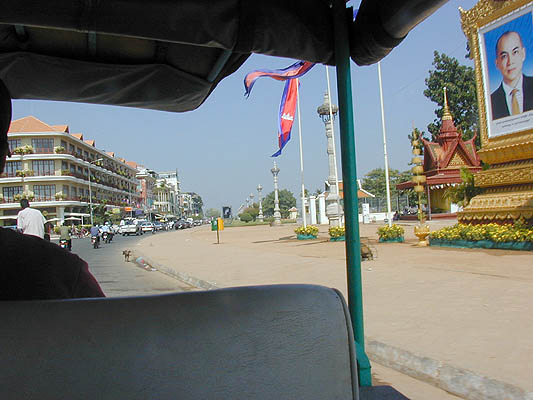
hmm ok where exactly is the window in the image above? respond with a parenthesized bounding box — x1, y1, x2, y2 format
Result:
(62, 161, 68, 170)
(84, 151, 89, 160)
(72, 187, 78, 197)
(31, 138, 54, 154)
(60, 140, 67, 149)
(4, 161, 21, 177)
(69, 144, 75, 154)
(2, 186, 22, 201)
(70, 163, 76, 173)
(8, 139, 21, 152)
(32, 160, 55, 176)
(33, 184, 55, 201)
(62, 185, 70, 197)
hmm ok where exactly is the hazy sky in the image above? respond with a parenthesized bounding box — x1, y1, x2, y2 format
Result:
(11, 0, 478, 213)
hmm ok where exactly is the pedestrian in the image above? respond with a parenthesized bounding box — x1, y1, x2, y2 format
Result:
(17, 198, 47, 239)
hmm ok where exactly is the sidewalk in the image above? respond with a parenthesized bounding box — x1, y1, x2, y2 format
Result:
(135, 221, 533, 400)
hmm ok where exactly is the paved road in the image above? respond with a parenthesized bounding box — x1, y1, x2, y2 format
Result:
(65, 231, 187, 297)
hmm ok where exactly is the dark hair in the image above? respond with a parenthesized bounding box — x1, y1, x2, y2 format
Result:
(20, 198, 30, 209)
(495, 31, 524, 56)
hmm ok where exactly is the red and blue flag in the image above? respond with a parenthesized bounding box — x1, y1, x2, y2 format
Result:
(273, 78, 298, 157)
(244, 60, 315, 97)
(244, 61, 314, 157)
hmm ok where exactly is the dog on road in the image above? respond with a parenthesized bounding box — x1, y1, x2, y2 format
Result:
(122, 250, 132, 262)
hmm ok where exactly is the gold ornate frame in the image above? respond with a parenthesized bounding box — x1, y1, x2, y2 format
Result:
(461, 0, 533, 164)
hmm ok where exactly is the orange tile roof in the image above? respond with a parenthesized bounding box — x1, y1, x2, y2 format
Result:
(71, 133, 84, 140)
(126, 161, 138, 169)
(8, 116, 55, 133)
(106, 151, 115, 157)
(84, 139, 95, 147)
(51, 124, 69, 132)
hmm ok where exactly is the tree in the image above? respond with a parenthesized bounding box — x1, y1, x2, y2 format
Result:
(262, 189, 296, 218)
(205, 208, 221, 218)
(361, 168, 418, 206)
(239, 212, 253, 223)
(424, 51, 479, 145)
(443, 167, 483, 207)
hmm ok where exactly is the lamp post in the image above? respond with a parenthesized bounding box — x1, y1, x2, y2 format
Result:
(317, 92, 342, 228)
(88, 158, 103, 225)
(249, 193, 254, 207)
(257, 184, 264, 222)
(270, 161, 281, 226)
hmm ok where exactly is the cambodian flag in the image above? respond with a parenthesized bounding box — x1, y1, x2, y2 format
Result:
(244, 60, 314, 156)
(243, 60, 315, 97)
(272, 78, 298, 157)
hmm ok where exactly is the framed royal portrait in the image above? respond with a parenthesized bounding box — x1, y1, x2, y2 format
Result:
(462, 0, 533, 161)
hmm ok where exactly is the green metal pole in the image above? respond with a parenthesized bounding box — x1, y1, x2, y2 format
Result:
(332, 0, 372, 386)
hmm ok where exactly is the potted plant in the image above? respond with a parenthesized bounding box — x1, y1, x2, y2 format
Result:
(377, 224, 405, 243)
(328, 226, 345, 241)
(61, 169, 71, 176)
(54, 145, 66, 153)
(15, 169, 25, 177)
(55, 192, 65, 201)
(295, 225, 319, 240)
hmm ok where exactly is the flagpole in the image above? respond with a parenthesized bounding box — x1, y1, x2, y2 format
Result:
(325, 66, 343, 227)
(377, 61, 393, 227)
(296, 79, 307, 228)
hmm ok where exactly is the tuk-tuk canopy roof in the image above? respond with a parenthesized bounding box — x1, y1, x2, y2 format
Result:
(0, 0, 446, 112)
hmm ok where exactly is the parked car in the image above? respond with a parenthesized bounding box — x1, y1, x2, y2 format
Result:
(120, 220, 142, 236)
(174, 219, 190, 229)
(153, 221, 165, 231)
(140, 222, 155, 233)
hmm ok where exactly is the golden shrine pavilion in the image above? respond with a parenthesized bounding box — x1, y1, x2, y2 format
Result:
(396, 90, 482, 216)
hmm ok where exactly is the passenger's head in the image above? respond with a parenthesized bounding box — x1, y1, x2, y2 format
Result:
(0, 80, 12, 174)
(495, 31, 526, 86)
(20, 198, 30, 209)
(93, 223, 97, 226)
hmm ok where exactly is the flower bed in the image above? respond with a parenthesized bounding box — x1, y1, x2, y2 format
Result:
(328, 226, 345, 241)
(429, 222, 533, 251)
(379, 236, 404, 243)
(429, 238, 533, 251)
(297, 234, 317, 240)
(377, 224, 404, 242)
(295, 225, 318, 240)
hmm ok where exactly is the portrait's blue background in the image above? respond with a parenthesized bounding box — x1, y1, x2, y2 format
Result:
(484, 11, 533, 93)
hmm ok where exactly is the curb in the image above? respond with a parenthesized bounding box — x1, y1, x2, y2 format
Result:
(366, 340, 533, 400)
(131, 250, 533, 400)
(132, 252, 218, 290)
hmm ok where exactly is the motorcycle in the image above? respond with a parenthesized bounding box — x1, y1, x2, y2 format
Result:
(59, 239, 70, 251)
(91, 235, 99, 249)
(102, 232, 110, 244)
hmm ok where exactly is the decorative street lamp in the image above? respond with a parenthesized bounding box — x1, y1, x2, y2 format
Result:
(249, 193, 254, 207)
(317, 92, 342, 227)
(257, 184, 264, 222)
(270, 161, 281, 226)
(88, 158, 103, 225)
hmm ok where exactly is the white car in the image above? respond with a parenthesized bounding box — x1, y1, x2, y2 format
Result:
(140, 222, 155, 233)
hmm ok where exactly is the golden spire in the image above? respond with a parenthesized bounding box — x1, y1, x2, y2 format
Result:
(442, 87, 452, 120)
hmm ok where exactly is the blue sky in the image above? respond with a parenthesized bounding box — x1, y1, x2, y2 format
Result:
(11, 0, 478, 213)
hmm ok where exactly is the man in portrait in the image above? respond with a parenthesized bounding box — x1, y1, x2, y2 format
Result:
(491, 30, 533, 120)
